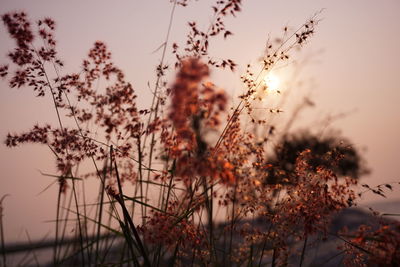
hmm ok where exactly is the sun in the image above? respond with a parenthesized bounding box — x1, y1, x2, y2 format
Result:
(263, 73, 280, 92)
(252, 73, 281, 101)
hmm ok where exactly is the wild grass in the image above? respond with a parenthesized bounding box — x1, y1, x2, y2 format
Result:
(1, 1, 399, 266)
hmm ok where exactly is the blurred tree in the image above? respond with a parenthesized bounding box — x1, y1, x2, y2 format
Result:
(265, 130, 370, 185)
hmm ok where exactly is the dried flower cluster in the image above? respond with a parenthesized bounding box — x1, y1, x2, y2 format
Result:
(341, 222, 400, 266)
(1, 3, 393, 266)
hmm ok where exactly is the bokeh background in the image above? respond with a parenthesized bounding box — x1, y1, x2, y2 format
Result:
(1, 0, 399, 243)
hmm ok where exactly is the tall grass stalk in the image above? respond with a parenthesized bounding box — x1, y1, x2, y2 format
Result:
(0, 195, 9, 267)
(2, 3, 397, 266)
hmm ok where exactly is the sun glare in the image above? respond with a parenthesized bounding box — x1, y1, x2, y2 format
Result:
(252, 73, 281, 101)
(263, 73, 280, 92)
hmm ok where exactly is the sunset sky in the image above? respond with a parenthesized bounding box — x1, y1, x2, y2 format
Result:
(0, 0, 399, 242)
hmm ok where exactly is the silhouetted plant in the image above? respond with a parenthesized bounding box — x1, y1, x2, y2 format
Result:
(1, 2, 397, 267)
(265, 130, 370, 186)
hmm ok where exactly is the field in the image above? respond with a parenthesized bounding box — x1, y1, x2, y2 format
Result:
(0, 1, 399, 266)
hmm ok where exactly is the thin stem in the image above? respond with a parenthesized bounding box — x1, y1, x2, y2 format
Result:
(0, 195, 9, 267)
(299, 235, 308, 267)
(229, 182, 238, 263)
(59, 185, 74, 261)
(271, 247, 277, 267)
(53, 184, 62, 266)
(142, 0, 178, 222)
(71, 175, 85, 266)
(95, 159, 108, 264)
(112, 147, 151, 267)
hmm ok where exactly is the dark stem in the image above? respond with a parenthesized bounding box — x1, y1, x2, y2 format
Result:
(299, 235, 308, 267)
(71, 176, 85, 266)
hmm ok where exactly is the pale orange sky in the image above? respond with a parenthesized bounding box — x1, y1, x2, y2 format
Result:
(0, 0, 399, 242)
